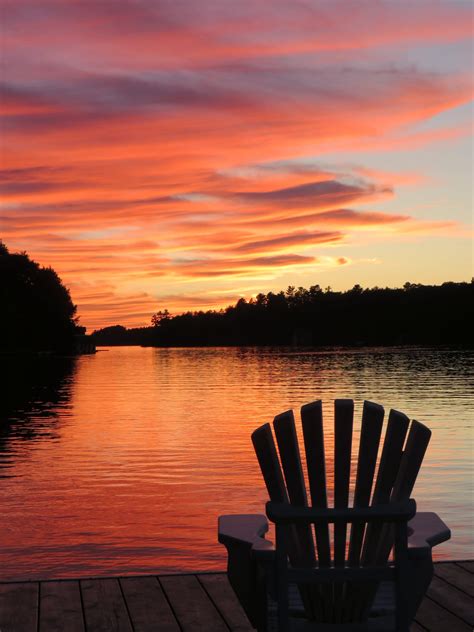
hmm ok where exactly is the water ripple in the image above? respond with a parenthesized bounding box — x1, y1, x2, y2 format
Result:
(0, 346, 472, 580)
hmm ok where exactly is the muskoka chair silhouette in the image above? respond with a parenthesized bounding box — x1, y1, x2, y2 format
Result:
(218, 400, 450, 631)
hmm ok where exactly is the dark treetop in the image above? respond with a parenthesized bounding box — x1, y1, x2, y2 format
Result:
(0, 241, 79, 353)
(92, 280, 473, 348)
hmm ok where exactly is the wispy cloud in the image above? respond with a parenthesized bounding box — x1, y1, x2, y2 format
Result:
(1, 0, 471, 328)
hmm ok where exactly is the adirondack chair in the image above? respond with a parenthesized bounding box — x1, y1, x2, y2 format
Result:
(219, 400, 450, 631)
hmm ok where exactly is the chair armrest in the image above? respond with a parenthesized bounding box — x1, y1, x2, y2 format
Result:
(218, 514, 275, 628)
(218, 514, 275, 558)
(408, 512, 451, 554)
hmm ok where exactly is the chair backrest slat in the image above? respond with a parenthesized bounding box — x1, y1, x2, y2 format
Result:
(273, 411, 316, 567)
(391, 420, 431, 502)
(251, 420, 313, 589)
(252, 423, 308, 573)
(273, 410, 308, 507)
(348, 401, 384, 566)
(361, 409, 409, 565)
(353, 409, 415, 622)
(374, 420, 431, 566)
(251, 423, 288, 503)
(372, 409, 410, 504)
(334, 399, 354, 567)
(301, 400, 331, 566)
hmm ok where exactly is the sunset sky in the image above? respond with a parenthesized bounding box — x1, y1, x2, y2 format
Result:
(1, 1, 472, 331)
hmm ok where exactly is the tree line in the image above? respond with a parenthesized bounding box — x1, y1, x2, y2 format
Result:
(91, 281, 473, 348)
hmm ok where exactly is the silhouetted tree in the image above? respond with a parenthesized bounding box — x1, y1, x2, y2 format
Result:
(91, 279, 473, 348)
(151, 309, 171, 327)
(0, 242, 78, 352)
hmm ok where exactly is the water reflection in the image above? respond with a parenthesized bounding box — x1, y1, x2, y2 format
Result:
(0, 346, 472, 580)
(0, 355, 77, 476)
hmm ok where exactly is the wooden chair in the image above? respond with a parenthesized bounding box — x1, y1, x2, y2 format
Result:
(219, 400, 450, 631)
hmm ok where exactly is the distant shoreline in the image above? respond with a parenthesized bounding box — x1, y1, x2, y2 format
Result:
(91, 281, 473, 349)
(7, 342, 470, 355)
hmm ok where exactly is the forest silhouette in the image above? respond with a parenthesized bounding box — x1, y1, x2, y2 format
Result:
(92, 281, 473, 348)
(0, 242, 79, 353)
(2, 240, 471, 350)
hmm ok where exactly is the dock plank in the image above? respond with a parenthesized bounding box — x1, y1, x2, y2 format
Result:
(81, 578, 132, 632)
(40, 581, 85, 632)
(198, 573, 253, 631)
(456, 561, 474, 574)
(0, 582, 38, 632)
(434, 563, 474, 597)
(414, 595, 471, 632)
(120, 576, 180, 632)
(160, 574, 228, 631)
(0, 561, 473, 632)
(427, 576, 474, 626)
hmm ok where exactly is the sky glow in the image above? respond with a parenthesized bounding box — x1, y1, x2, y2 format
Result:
(1, 0, 472, 330)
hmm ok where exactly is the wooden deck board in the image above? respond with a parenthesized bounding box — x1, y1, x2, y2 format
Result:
(0, 582, 38, 632)
(456, 560, 474, 574)
(0, 561, 472, 631)
(434, 562, 474, 597)
(414, 594, 471, 632)
(81, 578, 133, 632)
(198, 573, 253, 631)
(120, 576, 180, 632)
(160, 574, 229, 631)
(39, 581, 85, 632)
(426, 575, 474, 626)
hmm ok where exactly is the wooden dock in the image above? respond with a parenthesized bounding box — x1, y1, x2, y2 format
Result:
(0, 561, 472, 631)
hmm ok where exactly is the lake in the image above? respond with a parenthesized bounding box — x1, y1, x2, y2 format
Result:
(0, 346, 472, 580)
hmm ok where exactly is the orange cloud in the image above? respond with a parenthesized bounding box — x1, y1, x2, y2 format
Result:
(1, 0, 471, 329)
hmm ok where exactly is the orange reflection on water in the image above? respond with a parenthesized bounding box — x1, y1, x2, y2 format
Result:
(0, 346, 471, 580)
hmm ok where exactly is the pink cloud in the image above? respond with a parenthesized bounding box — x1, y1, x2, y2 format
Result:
(2, 1, 472, 74)
(1, 0, 470, 329)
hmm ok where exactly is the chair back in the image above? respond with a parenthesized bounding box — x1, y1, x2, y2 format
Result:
(251, 399, 431, 626)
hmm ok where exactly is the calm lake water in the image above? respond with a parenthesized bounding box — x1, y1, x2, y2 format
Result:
(0, 346, 472, 580)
